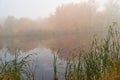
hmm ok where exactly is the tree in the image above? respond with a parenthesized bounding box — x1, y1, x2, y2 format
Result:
(0, 24, 2, 32)
(4, 16, 18, 32)
(48, 1, 97, 31)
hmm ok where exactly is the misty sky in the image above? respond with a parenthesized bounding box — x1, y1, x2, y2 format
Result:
(0, 0, 107, 19)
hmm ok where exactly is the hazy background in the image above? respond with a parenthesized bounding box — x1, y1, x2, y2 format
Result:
(0, 0, 106, 19)
(0, 0, 120, 54)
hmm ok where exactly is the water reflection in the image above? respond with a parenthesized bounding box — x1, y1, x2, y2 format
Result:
(0, 47, 65, 80)
(0, 35, 90, 57)
(0, 35, 90, 80)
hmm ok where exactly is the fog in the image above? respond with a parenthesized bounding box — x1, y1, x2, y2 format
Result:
(0, 0, 120, 52)
(0, 0, 93, 19)
(0, 0, 119, 34)
(0, 1, 120, 80)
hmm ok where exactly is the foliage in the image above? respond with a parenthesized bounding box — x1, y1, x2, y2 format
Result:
(0, 49, 32, 80)
(60, 25, 120, 80)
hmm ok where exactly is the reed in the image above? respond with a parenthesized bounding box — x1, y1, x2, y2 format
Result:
(0, 24, 120, 80)
(0, 49, 32, 80)
(63, 25, 120, 80)
(53, 51, 58, 80)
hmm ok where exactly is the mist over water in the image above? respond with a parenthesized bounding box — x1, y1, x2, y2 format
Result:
(0, 0, 120, 79)
(0, 47, 67, 80)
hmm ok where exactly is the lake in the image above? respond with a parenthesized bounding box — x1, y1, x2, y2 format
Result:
(0, 34, 90, 80)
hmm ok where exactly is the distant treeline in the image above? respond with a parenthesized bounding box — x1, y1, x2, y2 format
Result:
(0, 0, 120, 36)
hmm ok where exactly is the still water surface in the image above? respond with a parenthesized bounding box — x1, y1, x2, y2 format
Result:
(0, 35, 90, 80)
(0, 47, 66, 80)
